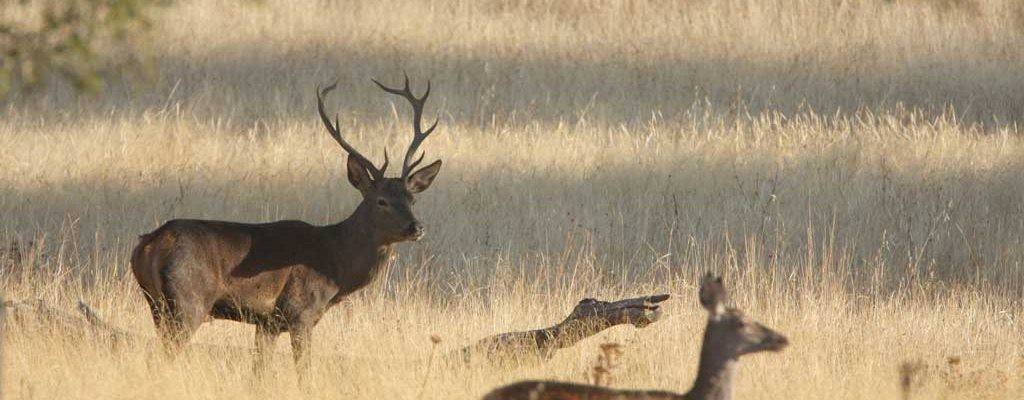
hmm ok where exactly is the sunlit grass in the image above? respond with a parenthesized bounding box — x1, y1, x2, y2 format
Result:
(2, 1, 1023, 399)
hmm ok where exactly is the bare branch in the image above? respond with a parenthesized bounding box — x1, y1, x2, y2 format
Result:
(458, 294, 669, 362)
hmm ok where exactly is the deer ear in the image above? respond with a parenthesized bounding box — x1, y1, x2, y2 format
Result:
(699, 274, 728, 316)
(346, 155, 374, 194)
(407, 160, 442, 193)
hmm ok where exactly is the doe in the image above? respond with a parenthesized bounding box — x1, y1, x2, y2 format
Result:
(482, 274, 789, 400)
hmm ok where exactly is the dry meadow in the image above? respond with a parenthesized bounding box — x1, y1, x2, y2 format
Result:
(2, 0, 1024, 399)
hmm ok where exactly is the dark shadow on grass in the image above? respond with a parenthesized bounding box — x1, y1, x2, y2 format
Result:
(12, 41, 1024, 128)
(2, 153, 1022, 295)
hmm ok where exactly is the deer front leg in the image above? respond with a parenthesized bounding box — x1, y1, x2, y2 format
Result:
(280, 279, 332, 384)
(289, 323, 313, 381)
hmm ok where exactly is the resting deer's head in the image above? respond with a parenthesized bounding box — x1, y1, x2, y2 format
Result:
(699, 274, 788, 358)
(317, 76, 443, 243)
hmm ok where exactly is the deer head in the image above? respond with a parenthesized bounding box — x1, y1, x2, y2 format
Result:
(316, 76, 443, 244)
(698, 274, 788, 358)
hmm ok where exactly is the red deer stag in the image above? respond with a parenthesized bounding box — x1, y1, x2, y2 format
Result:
(130, 76, 443, 375)
(481, 275, 789, 400)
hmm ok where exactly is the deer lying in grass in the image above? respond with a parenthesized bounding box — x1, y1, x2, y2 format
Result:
(130, 76, 443, 375)
(481, 275, 789, 400)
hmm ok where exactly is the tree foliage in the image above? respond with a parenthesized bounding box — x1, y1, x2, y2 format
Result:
(0, 0, 166, 97)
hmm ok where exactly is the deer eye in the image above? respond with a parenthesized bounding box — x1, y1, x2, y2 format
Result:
(377, 199, 389, 207)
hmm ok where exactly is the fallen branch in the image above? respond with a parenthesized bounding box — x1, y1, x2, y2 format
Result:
(457, 294, 669, 362)
(1, 299, 133, 349)
(1, 299, 250, 356)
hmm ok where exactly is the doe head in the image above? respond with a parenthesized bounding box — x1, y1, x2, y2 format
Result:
(699, 274, 789, 358)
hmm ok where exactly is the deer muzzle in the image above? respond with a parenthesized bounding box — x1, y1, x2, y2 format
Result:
(405, 221, 425, 241)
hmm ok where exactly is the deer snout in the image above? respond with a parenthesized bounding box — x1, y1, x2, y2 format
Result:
(405, 221, 425, 240)
(761, 329, 789, 352)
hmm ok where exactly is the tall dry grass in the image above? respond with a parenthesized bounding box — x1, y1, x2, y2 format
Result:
(1, 0, 1023, 399)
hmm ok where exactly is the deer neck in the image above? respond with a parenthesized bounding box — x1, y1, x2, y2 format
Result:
(331, 202, 394, 248)
(684, 335, 738, 400)
(324, 203, 395, 282)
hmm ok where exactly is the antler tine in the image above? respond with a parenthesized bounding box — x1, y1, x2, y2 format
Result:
(371, 76, 409, 97)
(407, 151, 426, 172)
(379, 148, 389, 175)
(420, 79, 431, 102)
(372, 75, 439, 179)
(316, 82, 385, 181)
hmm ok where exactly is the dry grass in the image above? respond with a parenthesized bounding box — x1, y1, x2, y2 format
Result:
(2, 0, 1023, 399)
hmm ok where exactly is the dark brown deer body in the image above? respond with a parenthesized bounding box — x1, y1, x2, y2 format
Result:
(131, 77, 443, 375)
(482, 275, 789, 400)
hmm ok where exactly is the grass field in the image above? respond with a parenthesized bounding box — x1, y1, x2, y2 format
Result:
(2, 0, 1023, 399)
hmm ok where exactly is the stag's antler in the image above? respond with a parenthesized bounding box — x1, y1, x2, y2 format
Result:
(372, 74, 439, 180)
(316, 82, 388, 181)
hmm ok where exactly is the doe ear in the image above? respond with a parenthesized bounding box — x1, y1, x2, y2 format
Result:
(699, 274, 728, 316)
(407, 160, 442, 193)
(346, 155, 375, 194)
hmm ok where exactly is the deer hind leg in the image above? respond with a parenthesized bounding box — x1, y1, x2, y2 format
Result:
(253, 322, 282, 378)
(157, 298, 206, 356)
(142, 291, 172, 341)
(157, 267, 212, 356)
(139, 290, 184, 365)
